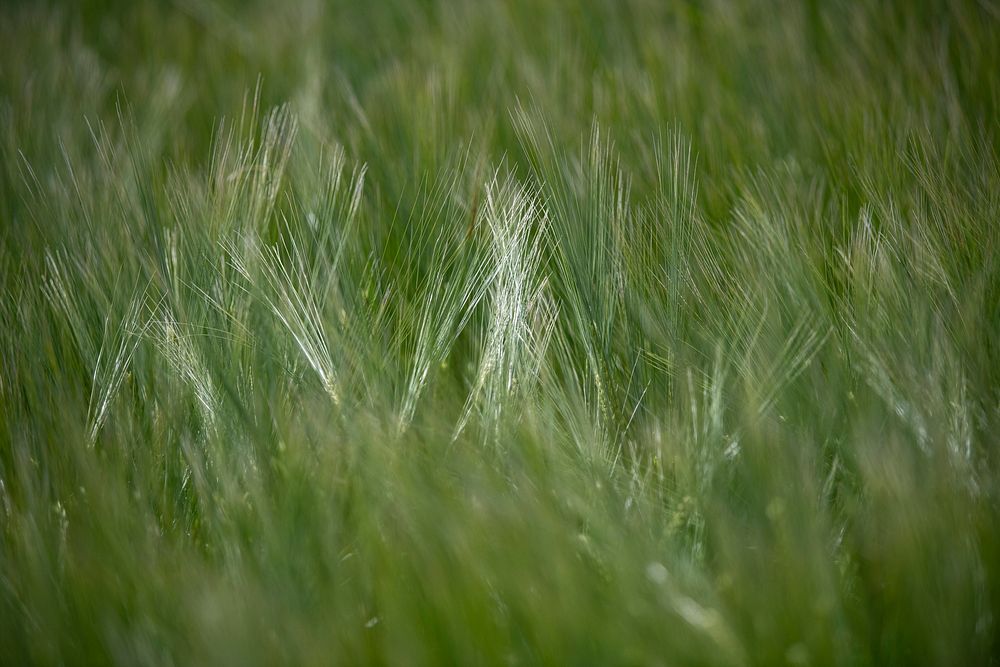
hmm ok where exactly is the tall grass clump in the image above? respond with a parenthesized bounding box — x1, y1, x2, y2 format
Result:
(1, 0, 999, 664)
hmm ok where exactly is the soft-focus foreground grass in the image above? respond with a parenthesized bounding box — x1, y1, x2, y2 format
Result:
(2, 0, 999, 664)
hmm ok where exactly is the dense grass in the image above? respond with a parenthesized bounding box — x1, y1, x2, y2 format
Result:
(1, 0, 999, 664)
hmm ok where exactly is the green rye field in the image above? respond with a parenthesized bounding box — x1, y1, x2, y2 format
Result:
(1, 0, 999, 664)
